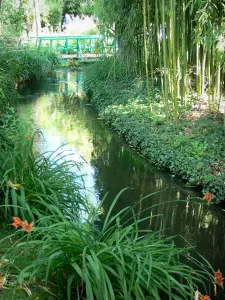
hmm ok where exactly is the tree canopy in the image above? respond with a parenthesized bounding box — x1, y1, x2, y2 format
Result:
(0, 0, 94, 37)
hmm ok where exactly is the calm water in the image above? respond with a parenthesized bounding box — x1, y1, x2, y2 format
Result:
(18, 68, 225, 279)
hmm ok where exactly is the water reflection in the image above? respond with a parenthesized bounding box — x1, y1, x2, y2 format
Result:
(18, 69, 225, 275)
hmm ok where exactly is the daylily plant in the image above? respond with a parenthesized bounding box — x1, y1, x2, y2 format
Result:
(0, 273, 6, 289)
(215, 269, 224, 289)
(203, 192, 213, 203)
(12, 217, 34, 232)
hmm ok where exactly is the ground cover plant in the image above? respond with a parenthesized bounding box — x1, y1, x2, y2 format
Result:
(83, 59, 225, 203)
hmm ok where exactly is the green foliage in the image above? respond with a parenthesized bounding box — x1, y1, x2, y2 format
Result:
(0, 72, 18, 110)
(0, 48, 59, 111)
(0, 108, 86, 222)
(62, 0, 93, 16)
(47, 0, 62, 28)
(83, 59, 225, 203)
(2, 195, 212, 299)
(93, 0, 225, 119)
(0, 48, 59, 84)
(0, 0, 25, 37)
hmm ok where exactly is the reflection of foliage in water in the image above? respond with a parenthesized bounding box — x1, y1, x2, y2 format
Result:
(23, 93, 111, 163)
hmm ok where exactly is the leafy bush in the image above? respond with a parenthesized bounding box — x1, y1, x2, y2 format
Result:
(83, 59, 225, 203)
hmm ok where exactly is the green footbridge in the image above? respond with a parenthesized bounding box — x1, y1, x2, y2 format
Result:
(31, 35, 116, 61)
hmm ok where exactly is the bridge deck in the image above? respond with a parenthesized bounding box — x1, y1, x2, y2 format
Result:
(32, 35, 116, 60)
(61, 54, 112, 59)
(0, 35, 117, 62)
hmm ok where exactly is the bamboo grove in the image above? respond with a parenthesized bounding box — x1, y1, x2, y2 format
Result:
(94, 0, 225, 123)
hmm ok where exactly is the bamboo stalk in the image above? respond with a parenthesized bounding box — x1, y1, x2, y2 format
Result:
(161, 0, 170, 121)
(143, 0, 152, 109)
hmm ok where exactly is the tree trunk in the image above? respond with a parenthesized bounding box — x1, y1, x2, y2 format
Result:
(33, 0, 41, 36)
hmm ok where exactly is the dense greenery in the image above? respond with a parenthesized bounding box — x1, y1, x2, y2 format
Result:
(0, 47, 58, 113)
(0, 0, 93, 38)
(93, 0, 225, 121)
(0, 0, 224, 297)
(0, 49, 214, 299)
(0, 48, 59, 84)
(83, 59, 225, 203)
(3, 198, 212, 300)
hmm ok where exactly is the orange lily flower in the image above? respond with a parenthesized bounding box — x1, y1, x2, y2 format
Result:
(215, 269, 224, 288)
(21, 221, 34, 232)
(200, 296, 210, 300)
(203, 192, 213, 202)
(0, 273, 6, 289)
(12, 217, 24, 229)
(12, 217, 34, 232)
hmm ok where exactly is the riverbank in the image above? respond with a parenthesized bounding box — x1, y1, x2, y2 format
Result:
(83, 59, 225, 204)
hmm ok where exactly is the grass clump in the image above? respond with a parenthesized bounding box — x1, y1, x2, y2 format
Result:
(2, 195, 212, 300)
(0, 47, 59, 84)
(83, 58, 225, 203)
(0, 47, 59, 112)
(0, 109, 86, 223)
(0, 72, 18, 110)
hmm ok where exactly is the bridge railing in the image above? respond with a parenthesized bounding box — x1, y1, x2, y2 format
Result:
(30, 35, 116, 58)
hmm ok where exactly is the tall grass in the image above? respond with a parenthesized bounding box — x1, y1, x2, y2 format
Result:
(2, 195, 212, 300)
(0, 72, 18, 110)
(0, 47, 59, 112)
(0, 109, 87, 223)
(0, 47, 59, 84)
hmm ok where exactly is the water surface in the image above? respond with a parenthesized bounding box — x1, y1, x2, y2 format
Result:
(18, 68, 225, 278)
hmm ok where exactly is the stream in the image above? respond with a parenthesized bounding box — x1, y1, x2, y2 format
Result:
(18, 68, 225, 281)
